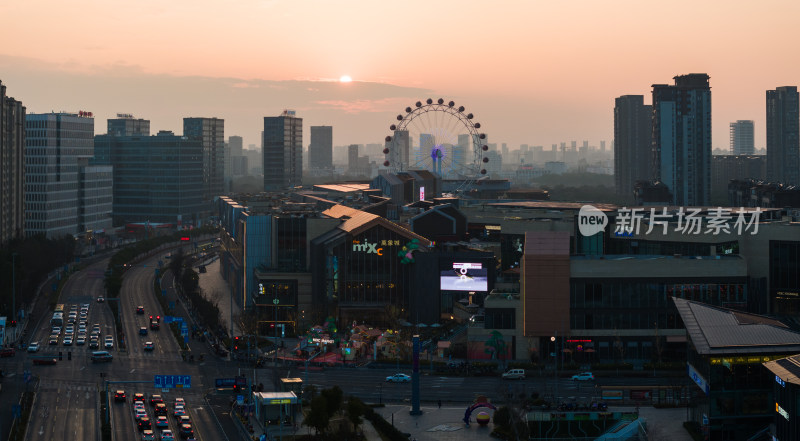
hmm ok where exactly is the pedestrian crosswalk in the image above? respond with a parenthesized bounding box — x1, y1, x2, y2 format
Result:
(38, 379, 98, 393)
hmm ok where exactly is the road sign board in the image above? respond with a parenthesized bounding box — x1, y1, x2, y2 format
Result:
(154, 375, 191, 389)
(237, 395, 244, 405)
(273, 298, 279, 305)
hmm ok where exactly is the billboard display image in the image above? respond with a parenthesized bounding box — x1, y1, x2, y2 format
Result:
(440, 263, 488, 292)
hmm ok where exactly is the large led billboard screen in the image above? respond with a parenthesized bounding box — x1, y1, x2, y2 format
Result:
(440, 262, 488, 292)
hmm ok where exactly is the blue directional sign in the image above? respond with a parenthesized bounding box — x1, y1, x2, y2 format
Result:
(154, 375, 191, 389)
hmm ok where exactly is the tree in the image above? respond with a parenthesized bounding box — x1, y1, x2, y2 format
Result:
(180, 268, 199, 295)
(303, 395, 330, 436)
(346, 396, 365, 433)
(321, 386, 343, 418)
(168, 248, 185, 280)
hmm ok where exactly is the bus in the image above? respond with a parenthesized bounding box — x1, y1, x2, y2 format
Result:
(54, 304, 65, 314)
(51, 312, 63, 326)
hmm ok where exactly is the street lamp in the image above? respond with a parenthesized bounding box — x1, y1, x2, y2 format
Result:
(11, 253, 17, 340)
(551, 333, 559, 404)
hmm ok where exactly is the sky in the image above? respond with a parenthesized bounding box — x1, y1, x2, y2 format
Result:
(1, 0, 799, 152)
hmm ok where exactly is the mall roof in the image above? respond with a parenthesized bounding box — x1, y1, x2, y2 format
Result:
(322, 204, 431, 245)
(764, 354, 800, 386)
(673, 297, 800, 355)
(313, 183, 371, 193)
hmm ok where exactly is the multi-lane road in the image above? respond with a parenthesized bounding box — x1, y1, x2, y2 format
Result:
(20, 253, 227, 441)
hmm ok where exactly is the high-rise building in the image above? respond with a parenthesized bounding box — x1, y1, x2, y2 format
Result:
(652, 74, 712, 206)
(25, 112, 98, 238)
(730, 120, 755, 155)
(0, 80, 26, 243)
(183, 117, 224, 203)
(243, 144, 261, 176)
(308, 126, 333, 171)
(94, 130, 203, 226)
(347, 144, 359, 173)
(766, 86, 799, 186)
(227, 135, 245, 178)
(614, 95, 653, 199)
(263, 110, 302, 190)
(79, 165, 113, 232)
(107, 114, 149, 136)
(387, 130, 410, 171)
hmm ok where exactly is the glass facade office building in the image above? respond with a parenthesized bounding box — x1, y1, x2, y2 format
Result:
(25, 113, 95, 238)
(93, 132, 204, 225)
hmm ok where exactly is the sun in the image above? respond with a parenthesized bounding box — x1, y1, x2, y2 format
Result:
(339, 75, 352, 83)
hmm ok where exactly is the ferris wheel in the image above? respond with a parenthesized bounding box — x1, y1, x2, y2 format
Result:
(383, 98, 489, 195)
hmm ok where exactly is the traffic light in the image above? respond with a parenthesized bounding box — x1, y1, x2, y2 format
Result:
(234, 336, 240, 351)
(9, 320, 16, 327)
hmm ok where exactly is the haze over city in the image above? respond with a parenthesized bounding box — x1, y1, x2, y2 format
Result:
(2, 0, 799, 148)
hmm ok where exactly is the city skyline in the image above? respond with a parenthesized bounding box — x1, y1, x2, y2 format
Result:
(2, 1, 800, 150)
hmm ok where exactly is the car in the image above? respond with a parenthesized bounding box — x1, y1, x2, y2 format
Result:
(138, 416, 152, 431)
(177, 415, 191, 426)
(97, 296, 104, 303)
(27, 342, 40, 353)
(104, 336, 114, 349)
(154, 403, 168, 416)
(134, 408, 148, 420)
(134, 402, 146, 411)
(173, 407, 186, 418)
(160, 429, 175, 441)
(0, 347, 15, 357)
(63, 336, 73, 346)
(141, 429, 155, 441)
(89, 339, 99, 349)
(144, 341, 155, 351)
(32, 357, 57, 365)
(174, 398, 185, 407)
(114, 390, 126, 402)
(76, 336, 86, 345)
(140, 327, 148, 336)
(48, 336, 59, 345)
(134, 393, 145, 402)
(178, 424, 193, 439)
(572, 372, 595, 381)
(65, 325, 74, 335)
(154, 416, 169, 428)
(150, 395, 164, 406)
(52, 326, 62, 334)
(150, 320, 160, 330)
(385, 373, 411, 383)
(136, 306, 145, 315)
(502, 369, 526, 380)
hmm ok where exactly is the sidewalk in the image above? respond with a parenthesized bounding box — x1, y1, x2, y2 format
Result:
(373, 404, 694, 441)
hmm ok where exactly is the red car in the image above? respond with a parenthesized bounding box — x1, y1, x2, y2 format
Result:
(0, 347, 15, 357)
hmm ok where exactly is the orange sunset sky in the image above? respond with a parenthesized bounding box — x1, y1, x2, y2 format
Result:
(1, 0, 799, 150)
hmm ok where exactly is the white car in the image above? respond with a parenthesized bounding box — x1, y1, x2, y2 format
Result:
(385, 373, 411, 383)
(572, 372, 595, 381)
(104, 336, 114, 349)
(27, 342, 40, 352)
